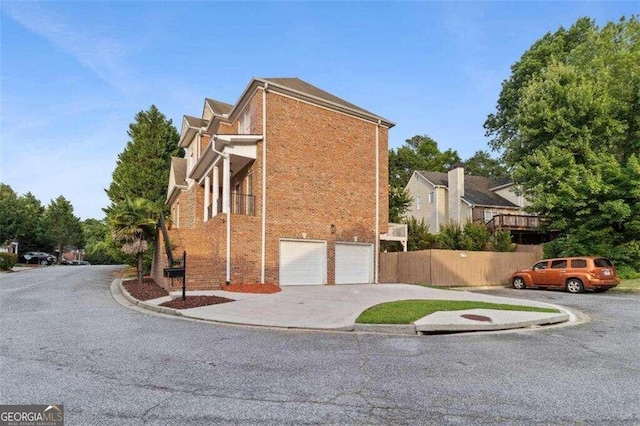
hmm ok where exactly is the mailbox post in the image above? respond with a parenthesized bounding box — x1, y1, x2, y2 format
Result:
(163, 251, 187, 301)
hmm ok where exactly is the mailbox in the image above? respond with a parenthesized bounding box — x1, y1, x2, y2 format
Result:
(163, 267, 185, 278)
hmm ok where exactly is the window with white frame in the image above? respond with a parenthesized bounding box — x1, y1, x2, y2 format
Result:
(428, 192, 435, 204)
(416, 196, 422, 210)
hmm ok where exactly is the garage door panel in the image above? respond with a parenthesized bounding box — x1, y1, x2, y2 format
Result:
(279, 240, 326, 286)
(335, 243, 373, 284)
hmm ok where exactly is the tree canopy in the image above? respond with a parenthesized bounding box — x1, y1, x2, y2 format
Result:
(39, 196, 84, 262)
(484, 16, 640, 270)
(105, 105, 182, 213)
(389, 135, 462, 188)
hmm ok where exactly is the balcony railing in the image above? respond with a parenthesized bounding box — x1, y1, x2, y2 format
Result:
(486, 214, 543, 232)
(211, 193, 256, 217)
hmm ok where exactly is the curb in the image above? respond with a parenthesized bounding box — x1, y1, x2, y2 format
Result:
(415, 312, 570, 334)
(354, 324, 417, 335)
(111, 278, 579, 335)
(117, 279, 185, 317)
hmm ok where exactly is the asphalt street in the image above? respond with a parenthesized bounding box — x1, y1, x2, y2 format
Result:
(1, 266, 639, 425)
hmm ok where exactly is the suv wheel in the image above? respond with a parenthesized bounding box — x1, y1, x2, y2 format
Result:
(513, 277, 526, 290)
(566, 278, 584, 294)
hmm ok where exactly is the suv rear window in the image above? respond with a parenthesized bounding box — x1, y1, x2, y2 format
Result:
(594, 258, 613, 267)
(571, 259, 587, 268)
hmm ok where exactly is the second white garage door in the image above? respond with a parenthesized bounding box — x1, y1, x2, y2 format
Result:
(335, 242, 374, 284)
(279, 239, 326, 286)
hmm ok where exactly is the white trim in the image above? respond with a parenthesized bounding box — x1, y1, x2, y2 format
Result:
(375, 120, 380, 284)
(261, 86, 267, 284)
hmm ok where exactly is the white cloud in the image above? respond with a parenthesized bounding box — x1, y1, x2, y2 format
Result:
(2, 2, 143, 94)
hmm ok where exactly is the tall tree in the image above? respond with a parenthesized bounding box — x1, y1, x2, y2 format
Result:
(484, 16, 640, 269)
(464, 150, 508, 179)
(40, 196, 84, 261)
(105, 105, 182, 213)
(0, 184, 23, 245)
(389, 135, 461, 188)
(108, 197, 158, 285)
(0, 184, 45, 253)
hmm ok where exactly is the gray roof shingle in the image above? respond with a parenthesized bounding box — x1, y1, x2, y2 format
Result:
(171, 157, 188, 187)
(415, 170, 518, 208)
(184, 115, 208, 128)
(205, 98, 233, 116)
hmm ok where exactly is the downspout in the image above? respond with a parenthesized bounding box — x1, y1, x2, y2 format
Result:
(375, 119, 380, 284)
(261, 83, 268, 283)
(211, 136, 232, 284)
(434, 188, 439, 232)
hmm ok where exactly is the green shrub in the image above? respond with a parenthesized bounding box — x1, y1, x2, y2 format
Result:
(0, 253, 18, 271)
(460, 222, 490, 251)
(406, 217, 436, 251)
(543, 231, 640, 272)
(436, 221, 463, 249)
(491, 230, 516, 252)
(617, 265, 640, 280)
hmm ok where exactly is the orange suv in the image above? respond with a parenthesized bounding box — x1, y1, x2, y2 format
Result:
(511, 257, 620, 293)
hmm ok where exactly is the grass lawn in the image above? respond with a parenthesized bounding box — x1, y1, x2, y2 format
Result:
(356, 299, 560, 325)
(613, 278, 640, 293)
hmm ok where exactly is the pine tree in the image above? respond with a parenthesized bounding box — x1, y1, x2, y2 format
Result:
(105, 105, 182, 213)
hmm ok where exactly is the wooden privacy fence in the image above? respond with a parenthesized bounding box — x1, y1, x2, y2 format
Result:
(379, 249, 542, 287)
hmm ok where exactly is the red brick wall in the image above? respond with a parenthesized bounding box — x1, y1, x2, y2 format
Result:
(157, 86, 390, 288)
(262, 90, 389, 284)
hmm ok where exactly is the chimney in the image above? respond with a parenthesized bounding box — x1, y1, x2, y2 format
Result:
(448, 163, 465, 224)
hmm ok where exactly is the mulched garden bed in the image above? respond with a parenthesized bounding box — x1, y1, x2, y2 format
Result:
(159, 295, 235, 309)
(122, 277, 280, 309)
(122, 277, 169, 301)
(222, 283, 281, 294)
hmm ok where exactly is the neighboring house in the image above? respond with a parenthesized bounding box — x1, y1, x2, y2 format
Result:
(0, 241, 19, 255)
(62, 247, 85, 262)
(405, 165, 547, 243)
(153, 77, 404, 289)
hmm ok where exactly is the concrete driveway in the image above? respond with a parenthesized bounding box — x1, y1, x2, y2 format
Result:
(120, 283, 572, 332)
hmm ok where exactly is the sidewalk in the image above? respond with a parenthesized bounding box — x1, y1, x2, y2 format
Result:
(114, 281, 574, 335)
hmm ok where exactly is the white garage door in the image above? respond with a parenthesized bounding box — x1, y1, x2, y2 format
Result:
(335, 243, 374, 284)
(279, 240, 326, 286)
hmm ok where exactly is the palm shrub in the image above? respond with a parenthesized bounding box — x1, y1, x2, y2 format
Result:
(108, 197, 158, 285)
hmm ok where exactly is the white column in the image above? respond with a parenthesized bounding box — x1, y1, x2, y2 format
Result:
(204, 175, 211, 221)
(222, 156, 230, 213)
(212, 166, 220, 216)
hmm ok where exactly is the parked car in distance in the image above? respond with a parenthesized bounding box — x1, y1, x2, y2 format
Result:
(511, 257, 620, 293)
(20, 251, 56, 266)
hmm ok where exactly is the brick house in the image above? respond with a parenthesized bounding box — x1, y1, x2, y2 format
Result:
(404, 165, 549, 244)
(152, 77, 398, 290)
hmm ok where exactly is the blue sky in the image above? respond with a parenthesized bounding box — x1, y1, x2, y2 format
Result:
(1, 1, 637, 220)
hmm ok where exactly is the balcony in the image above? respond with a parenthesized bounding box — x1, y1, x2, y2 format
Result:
(380, 222, 408, 251)
(209, 193, 256, 217)
(486, 214, 544, 233)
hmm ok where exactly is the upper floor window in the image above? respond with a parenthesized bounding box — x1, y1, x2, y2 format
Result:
(239, 108, 251, 134)
(428, 192, 435, 204)
(416, 196, 422, 211)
